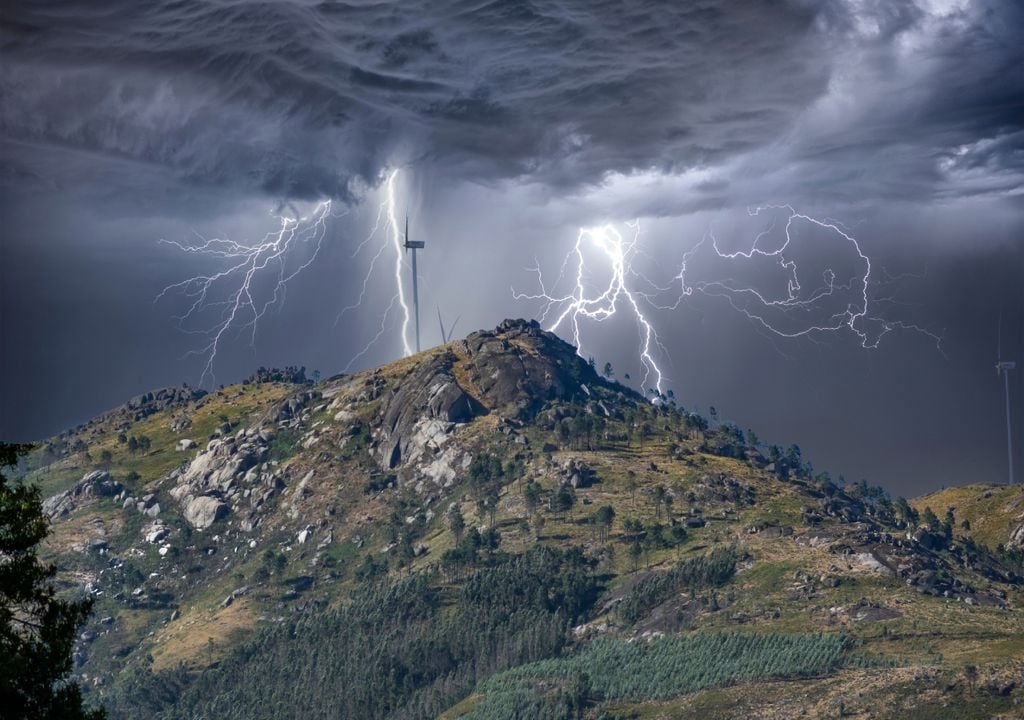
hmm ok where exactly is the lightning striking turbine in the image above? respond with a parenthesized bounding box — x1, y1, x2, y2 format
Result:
(385, 171, 415, 357)
(516, 205, 941, 401)
(159, 169, 414, 386)
(156, 200, 335, 387)
(336, 169, 415, 367)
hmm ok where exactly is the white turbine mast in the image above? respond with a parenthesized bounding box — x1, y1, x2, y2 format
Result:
(996, 315, 1016, 484)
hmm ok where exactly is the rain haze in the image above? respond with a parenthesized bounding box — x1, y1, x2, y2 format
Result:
(1, 0, 1022, 497)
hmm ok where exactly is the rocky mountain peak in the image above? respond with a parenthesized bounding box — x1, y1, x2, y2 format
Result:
(375, 319, 600, 471)
(461, 318, 600, 419)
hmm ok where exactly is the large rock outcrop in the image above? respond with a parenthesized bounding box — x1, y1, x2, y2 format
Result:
(105, 384, 208, 428)
(377, 355, 482, 469)
(43, 471, 124, 518)
(183, 495, 228, 530)
(1011, 521, 1024, 549)
(374, 319, 598, 472)
(461, 319, 597, 420)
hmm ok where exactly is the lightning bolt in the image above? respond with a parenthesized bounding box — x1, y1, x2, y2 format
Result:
(385, 170, 415, 358)
(156, 200, 335, 387)
(670, 205, 944, 352)
(158, 169, 416, 386)
(516, 205, 942, 401)
(335, 168, 414, 369)
(514, 221, 665, 396)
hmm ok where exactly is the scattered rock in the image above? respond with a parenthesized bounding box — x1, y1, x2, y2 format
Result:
(143, 522, 169, 544)
(560, 458, 597, 488)
(42, 471, 123, 518)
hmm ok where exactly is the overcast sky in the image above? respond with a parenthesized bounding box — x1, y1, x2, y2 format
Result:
(2, 0, 1022, 497)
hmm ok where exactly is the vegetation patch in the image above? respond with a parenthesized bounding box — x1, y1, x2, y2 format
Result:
(617, 546, 738, 623)
(462, 632, 851, 719)
(101, 546, 600, 720)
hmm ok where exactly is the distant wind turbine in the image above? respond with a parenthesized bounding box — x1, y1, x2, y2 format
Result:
(996, 315, 1016, 484)
(437, 307, 461, 344)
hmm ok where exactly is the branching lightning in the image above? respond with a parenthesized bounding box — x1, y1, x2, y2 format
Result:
(158, 173, 939, 397)
(159, 169, 414, 386)
(514, 222, 665, 395)
(335, 168, 414, 369)
(156, 200, 335, 387)
(385, 170, 414, 358)
(668, 205, 944, 352)
(516, 205, 942, 401)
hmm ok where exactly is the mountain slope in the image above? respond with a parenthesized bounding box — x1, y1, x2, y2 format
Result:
(19, 320, 1024, 719)
(912, 483, 1024, 551)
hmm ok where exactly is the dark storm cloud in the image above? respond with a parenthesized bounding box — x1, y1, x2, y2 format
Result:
(774, 0, 1024, 204)
(9, 0, 1018, 204)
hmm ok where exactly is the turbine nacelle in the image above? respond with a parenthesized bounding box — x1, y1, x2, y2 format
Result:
(404, 216, 424, 252)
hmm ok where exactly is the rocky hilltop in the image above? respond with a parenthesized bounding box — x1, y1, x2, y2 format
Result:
(19, 320, 1024, 720)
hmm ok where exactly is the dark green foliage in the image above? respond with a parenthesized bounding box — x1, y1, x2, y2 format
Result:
(448, 506, 466, 544)
(465, 632, 851, 720)
(550, 485, 576, 517)
(594, 505, 615, 541)
(618, 519, 686, 553)
(268, 428, 301, 463)
(468, 452, 503, 487)
(126, 435, 150, 454)
(618, 546, 738, 624)
(362, 474, 394, 494)
(703, 423, 747, 459)
(355, 554, 388, 583)
(921, 506, 939, 531)
(103, 547, 599, 720)
(243, 366, 308, 385)
(0, 443, 105, 719)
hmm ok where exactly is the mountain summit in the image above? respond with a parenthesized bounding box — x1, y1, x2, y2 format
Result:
(19, 320, 1024, 719)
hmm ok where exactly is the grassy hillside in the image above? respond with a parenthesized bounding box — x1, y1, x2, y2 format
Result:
(19, 321, 1024, 719)
(912, 483, 1024, 550)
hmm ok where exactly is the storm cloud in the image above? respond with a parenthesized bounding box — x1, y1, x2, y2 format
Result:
(3, 0, 1021, 205)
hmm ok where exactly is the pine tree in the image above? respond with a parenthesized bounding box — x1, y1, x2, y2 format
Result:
(0, 443, 105, 719)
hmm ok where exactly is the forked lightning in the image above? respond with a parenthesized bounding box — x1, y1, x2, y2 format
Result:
(516, 205, 941, 400)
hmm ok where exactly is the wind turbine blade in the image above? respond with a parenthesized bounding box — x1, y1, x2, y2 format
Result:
(437, 306, 446, 345)
(997, 312, 1003, 376)
(448, 315, 461, 342)
(998, 311, 1002, 359)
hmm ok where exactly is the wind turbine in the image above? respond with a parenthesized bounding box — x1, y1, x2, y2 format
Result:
(996, 317, 1016, 484)
(404, 215, 424, 353)
(437, 307, 461, 344)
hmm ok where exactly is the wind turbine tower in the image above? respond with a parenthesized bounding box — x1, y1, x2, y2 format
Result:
(997, 321, 1016, 484)
(404, 215, 424, 353)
